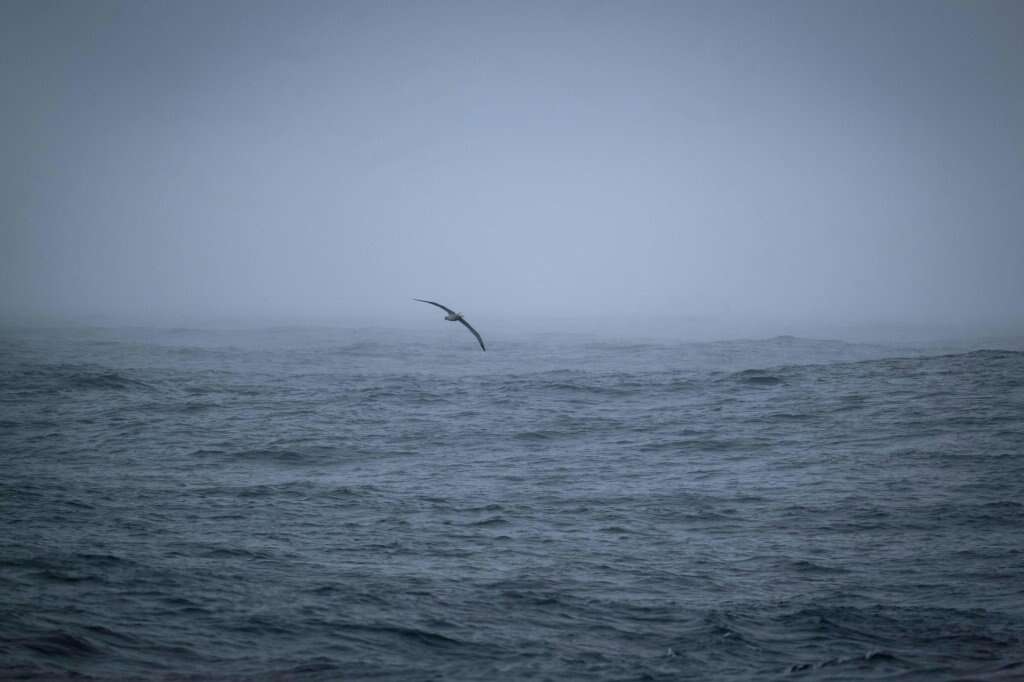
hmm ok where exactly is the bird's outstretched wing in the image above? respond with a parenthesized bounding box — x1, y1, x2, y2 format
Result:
(414, 298, 456, 315)
(459, 318, 486, 351)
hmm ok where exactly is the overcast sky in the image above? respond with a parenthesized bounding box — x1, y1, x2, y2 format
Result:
(1, 0, 1022, 336)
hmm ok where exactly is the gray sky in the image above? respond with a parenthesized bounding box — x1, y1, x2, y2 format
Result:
(2, 0, 1022, 336)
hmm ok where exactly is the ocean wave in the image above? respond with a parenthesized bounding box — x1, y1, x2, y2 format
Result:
(730, 369, 785, 386)
(345, 623, 465, 647)
(202, 445, 352, 466)
(786, 649, 903, 674)
(69, 370, 149, 391)
(18, 630, 102, 658)
(0, 363, 152, 393)
(466, 515, 509, 527)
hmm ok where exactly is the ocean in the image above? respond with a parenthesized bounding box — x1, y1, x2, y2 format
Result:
(1, 325, 1022, 680)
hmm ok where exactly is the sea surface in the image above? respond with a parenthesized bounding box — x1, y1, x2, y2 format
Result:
(1, 325, 1023, 680)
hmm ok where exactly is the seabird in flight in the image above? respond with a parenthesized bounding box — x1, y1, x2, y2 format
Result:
(414, 299, 486, 351)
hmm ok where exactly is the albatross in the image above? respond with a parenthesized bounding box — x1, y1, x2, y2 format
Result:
(414, 299, 486, 351)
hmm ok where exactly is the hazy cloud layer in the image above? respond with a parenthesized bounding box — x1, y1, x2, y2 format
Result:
(2, 0, 1022, 336)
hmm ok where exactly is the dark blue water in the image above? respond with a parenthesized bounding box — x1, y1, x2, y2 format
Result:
(2, 326, 1023, 680)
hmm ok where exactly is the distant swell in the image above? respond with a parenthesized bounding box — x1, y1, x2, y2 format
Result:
(1, 363, 151, 393)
